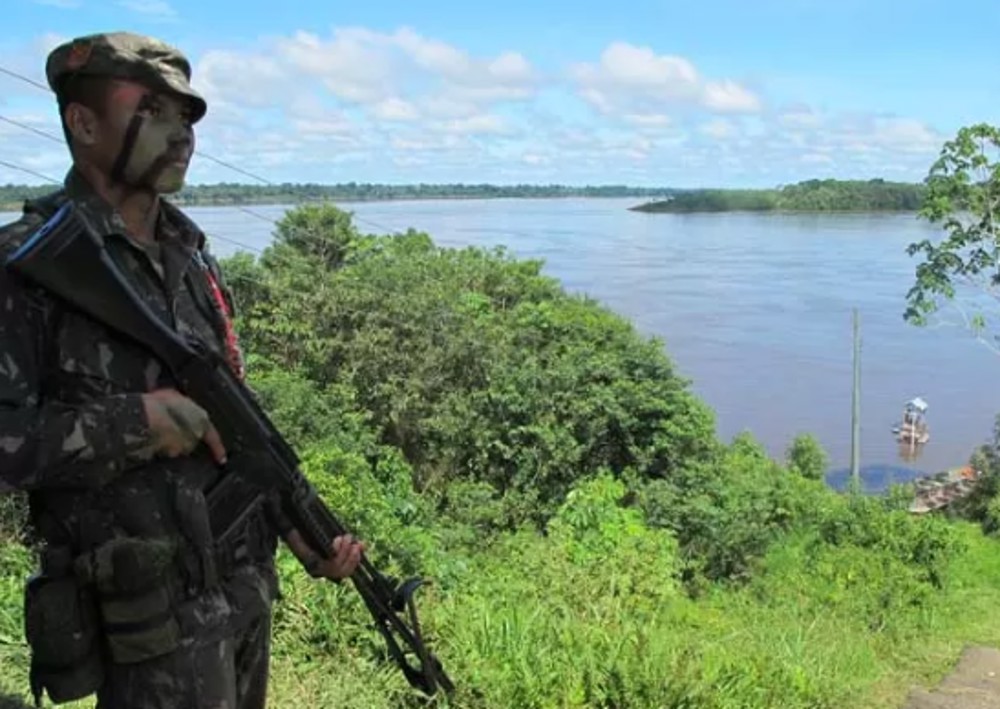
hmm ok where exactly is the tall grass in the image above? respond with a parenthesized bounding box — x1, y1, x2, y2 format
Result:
(3, 496, 1000, 708)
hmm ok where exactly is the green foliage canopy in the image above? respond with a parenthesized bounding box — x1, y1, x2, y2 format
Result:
(631, 178, 925, 213)
(226, 203, 718, 529)
(786, 433, 829, 481)
(904, 123, 1000, 353)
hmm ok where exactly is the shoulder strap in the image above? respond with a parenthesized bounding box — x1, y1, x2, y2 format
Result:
(6, 193, 73, 386)
(22, 190, 69, 222)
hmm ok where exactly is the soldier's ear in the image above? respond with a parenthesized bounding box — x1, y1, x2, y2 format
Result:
(64, 102, 100, 147)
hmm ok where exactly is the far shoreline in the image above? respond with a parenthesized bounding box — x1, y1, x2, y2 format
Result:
(0, 197, 924, 216)
(0, 177, 928, 215)
(0, 194, 655, 213)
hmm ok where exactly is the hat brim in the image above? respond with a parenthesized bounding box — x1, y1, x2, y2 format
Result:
(156, 71, 207, 123)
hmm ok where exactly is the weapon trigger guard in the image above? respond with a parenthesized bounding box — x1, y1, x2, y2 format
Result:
(391, 577, 427, 613)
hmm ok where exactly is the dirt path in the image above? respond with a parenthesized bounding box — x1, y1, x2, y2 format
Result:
(902, 646, 1000, 709)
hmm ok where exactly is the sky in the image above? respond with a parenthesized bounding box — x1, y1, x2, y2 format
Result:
(0, 0, 997, 188)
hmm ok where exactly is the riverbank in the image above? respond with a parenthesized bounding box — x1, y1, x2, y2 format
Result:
(0, 183, 678, 212)
(631, 178, 925, 213)
(1, 177, 927, 213)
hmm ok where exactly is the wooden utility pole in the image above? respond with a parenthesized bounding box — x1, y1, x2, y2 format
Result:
(850, 308, 861, 492)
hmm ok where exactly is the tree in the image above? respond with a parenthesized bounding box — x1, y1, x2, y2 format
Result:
(904, 123, 1000, 354)
(786, 433, 828, 481)
(271, 202, 361, 271)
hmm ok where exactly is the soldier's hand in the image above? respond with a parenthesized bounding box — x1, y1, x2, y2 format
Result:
(141, 388, 227, 464)
(311, 534, 365, 581)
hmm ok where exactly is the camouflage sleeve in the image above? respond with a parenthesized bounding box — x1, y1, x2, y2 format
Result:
(0, 257, 153, 491)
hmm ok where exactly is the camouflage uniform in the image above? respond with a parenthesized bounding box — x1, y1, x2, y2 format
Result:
(0, 33, 290, 709)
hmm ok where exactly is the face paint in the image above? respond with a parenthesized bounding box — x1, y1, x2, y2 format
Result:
(106, 84, 195, 195)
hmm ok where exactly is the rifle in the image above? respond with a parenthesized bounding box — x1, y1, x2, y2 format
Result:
(6, 201, 454, 698)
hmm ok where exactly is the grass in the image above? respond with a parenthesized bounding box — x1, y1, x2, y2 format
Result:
(3, 515, 1000, 708)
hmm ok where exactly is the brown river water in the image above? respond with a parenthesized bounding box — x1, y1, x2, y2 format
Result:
(4, 197, 997, 489)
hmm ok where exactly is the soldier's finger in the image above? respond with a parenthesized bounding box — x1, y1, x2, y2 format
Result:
(332, 535, 352, 564)
(345, 545, 362, 575)
(202, 423, 228, 465)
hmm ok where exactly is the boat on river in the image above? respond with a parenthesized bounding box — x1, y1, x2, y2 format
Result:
(894, 396, 930, 445)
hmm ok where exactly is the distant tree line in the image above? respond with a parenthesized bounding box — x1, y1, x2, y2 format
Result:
(0, 184, 54, 211)
(0, 178, 928, 213)
(0, 182, 680, 211)
(631, 178, 926, 213)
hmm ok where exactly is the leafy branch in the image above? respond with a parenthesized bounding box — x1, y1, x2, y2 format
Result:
(905, 123, 1000, 353)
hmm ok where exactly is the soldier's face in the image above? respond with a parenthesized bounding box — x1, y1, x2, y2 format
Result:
(97, 80, 196, 194)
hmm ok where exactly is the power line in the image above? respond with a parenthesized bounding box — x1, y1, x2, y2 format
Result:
(0, 114, 63, 144)
(0, 159, 60, 185)
(0, 158, 458, 336)
(0, 63, 395, 235)
(0, 66, 478, 330)
(0, 66, 48, 92)
(0, 155, 267, 255)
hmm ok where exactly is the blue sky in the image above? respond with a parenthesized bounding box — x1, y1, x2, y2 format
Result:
(1, 0, 996, 187)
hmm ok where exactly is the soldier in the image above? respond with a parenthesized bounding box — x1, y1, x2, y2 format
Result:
(0, 32, 364, 708)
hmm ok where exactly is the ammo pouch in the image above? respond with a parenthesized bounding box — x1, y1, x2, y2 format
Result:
(75, 536, 182, 664)
(23, 561, 104, 704)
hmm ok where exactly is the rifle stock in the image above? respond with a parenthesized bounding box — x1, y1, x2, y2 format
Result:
(6, 201, 454, 697)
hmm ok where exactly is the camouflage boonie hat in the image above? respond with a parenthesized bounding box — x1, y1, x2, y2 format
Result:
(46, 31, 207, 123)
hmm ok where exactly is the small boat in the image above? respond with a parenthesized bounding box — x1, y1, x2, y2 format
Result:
(893, 396, 930, 445)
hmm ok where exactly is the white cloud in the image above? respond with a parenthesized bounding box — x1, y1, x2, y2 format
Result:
(257, 27, 538, 110)
(623, 113, 672, 128)
(197, 49, 291, 109)
(569, 41, 762, 120)
(274, 29, 394, 105)
(572, 42, 699, 92)
(434, 114, 511, 135)
(0, 34, 68, 99)
(871, 117, 942, 153)
(0, 27, 953, 188)
(812, 112, 944, 158)
(778, 104, 822, 128)
(800, 152, 834, 165)
(700, 118, 737, 139)
(522, 152, 550, 165)
(0, 110, 68, 185)
(702, 81, 761, 113)
(372, 97, 420, 122)
(291, 117, 355, 138)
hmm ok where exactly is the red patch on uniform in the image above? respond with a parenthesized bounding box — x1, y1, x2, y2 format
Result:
(202, 267, 246, 381)
(65, 41, 92, 71)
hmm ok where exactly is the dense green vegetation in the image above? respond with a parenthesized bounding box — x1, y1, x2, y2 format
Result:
(904, 123, 1000, 354)
(3, 193, 1000, 707)
(0, 182, 677, 211)
(631, 178, 925, 213)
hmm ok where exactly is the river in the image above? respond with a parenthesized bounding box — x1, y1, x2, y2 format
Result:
(3, 198, 997, 487)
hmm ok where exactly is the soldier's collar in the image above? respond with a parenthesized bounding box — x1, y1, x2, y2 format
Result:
(157, 198, 206, 251)
(62, 167, 205, 251)
(63, 167, 128, 238)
